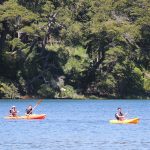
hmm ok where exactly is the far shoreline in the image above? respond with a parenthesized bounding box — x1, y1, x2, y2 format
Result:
(0, 97, 149, 100)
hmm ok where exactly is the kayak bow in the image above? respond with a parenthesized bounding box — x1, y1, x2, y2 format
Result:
(109, 118, 139, 124)
(4, 114, 46, 120)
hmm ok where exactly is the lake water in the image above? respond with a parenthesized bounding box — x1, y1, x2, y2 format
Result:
(0, 99, 150, 150)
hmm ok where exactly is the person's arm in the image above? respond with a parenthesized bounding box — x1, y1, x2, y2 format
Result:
(15, 110, 18, 115)
(116, 113, 125, 120)
(119, 113, 125, 120)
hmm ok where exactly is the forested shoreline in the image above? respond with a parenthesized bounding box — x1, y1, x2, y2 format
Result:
(0, 0, 149, 99)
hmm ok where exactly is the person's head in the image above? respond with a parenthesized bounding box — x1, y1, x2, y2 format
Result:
(117, 107, 122, 112)
(28, 105, 32, 109)
(12, 106, 16, 110)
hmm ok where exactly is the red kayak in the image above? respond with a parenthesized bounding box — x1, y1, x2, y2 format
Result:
(4, 114, 46, 120)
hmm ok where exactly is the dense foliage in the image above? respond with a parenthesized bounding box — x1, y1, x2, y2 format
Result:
(0, 0, 149, 99)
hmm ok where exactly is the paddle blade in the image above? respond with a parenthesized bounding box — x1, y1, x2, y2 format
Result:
(32, 99, 44, 111)
(37, 99, 43, 105)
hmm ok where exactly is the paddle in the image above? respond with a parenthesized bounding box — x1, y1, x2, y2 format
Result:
(27, 99, 44, 115)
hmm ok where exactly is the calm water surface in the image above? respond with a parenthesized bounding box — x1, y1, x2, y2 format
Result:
(0, 99, 150, 150)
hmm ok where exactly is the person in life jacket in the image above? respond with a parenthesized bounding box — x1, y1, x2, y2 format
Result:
(115, 107, 125, 121)
(9, 106, 18, 117)
(26, 105, 33, 115)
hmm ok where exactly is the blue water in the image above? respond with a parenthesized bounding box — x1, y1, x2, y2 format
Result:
(0, 99, 150, 150)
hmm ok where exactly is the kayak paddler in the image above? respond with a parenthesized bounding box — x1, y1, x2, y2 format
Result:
(9, 106, 18, 117)
(115, 107, 125, 121)
(25, 105, 33, 115)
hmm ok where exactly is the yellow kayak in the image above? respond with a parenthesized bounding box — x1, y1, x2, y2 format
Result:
(109, 118, 139, 124)
(4, 114, 46, 120)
